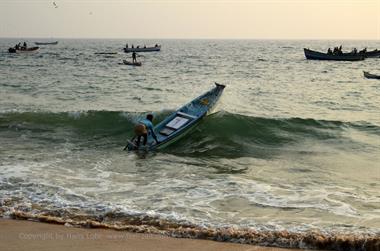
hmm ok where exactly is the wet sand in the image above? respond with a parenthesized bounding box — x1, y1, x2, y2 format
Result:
(0, 219, 305, 251)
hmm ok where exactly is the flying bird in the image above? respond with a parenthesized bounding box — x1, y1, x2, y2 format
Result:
(53, 2, 58, 8)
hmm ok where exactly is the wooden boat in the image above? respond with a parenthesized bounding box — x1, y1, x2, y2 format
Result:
(124, 45, 161, 53)
(122, 60, 142, 66)
(34, 41, 58, 45)
(125, 83, 226, 151)
(364, 49, 380, 58)
(363, 71, 380, 79)
(304, 48, 365, 61)
(8, 47, 39, 53)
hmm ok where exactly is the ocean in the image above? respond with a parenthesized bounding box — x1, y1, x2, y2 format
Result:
(0, 39, 379, 250)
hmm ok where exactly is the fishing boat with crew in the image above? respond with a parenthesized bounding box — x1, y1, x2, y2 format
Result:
(125, 83, 226, 151)
(124, 44, 161, 53)
(304, 48, 365, 61)
(8, 46, 39, 53)
(364, 49, 380, 58)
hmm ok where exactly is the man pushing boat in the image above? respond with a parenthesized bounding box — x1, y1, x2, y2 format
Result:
(125, 114, 160, 150)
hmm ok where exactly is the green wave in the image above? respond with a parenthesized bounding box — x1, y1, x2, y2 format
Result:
(1, 110, 378, 155)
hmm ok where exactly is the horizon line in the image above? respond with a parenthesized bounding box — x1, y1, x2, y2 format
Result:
(1, 36, 380, 41)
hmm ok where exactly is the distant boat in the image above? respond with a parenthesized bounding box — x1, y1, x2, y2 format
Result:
(8, 47, 39, 53)
(363, 71, 380, 79)
(124, 45, 161, 53)
(304, 48, 365, 61)
(122, 60, 142, 66)
(34, 41, 58, 45)
(364, 49, 380, 58)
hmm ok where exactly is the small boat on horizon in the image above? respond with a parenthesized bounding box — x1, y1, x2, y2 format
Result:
(122, 60, 142, 66)
(124, 44, 161, 53)
(364, 49, 380, 58)
(8, 46, 39, 53)
(34, 41, 58, 45)
(125, 83, 226, 151)
(304, 48, 365, 61)
(363, 71, 380, 79)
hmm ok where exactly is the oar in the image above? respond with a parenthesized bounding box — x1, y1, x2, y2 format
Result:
(123, 139, 137, 151)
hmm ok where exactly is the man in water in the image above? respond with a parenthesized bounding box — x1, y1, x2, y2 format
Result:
(133, 114, 160, 148)
(132, 52, 137, 63)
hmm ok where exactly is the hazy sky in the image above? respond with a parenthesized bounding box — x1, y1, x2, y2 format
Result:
(0, 0, 379, 39)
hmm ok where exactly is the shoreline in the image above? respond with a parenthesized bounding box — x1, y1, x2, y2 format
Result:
(0, 218, 307, 251)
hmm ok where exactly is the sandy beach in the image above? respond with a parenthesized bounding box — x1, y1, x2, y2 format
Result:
(0, 219, 307, 251)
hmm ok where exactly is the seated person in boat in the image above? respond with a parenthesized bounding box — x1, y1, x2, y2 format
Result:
(22, 42, 27, 49)
(144, 45, 146, 48)
(155, 44, 158, 47)
(132, 52, 137, 63)
(133, 114, 159, 147)
(132, 44, 134, 48)
(126, 43, 128, 48)
(327, 48, 332, 54)
(352, 48, 357, 54)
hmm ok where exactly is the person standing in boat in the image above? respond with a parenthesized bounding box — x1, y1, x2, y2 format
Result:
(125, 43, 128, 48)
(132, 52, 137, 63)
(133, 114, 160, 147)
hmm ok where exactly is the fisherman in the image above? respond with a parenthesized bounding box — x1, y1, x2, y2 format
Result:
(132, 52, 137, 63)
(126, 43, 128, 48)
(133, 114, 160, 147)
(23, 42, 27, 49)
(327, 48, 332, 54)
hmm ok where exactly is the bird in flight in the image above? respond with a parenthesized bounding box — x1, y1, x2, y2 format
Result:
(53, 2, 58, 8)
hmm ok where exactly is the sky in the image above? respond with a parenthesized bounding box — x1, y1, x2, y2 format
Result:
(0, 0, 379, 39)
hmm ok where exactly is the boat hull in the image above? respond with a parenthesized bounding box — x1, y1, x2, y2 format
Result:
(8, 47, 39, 53)
(34, 41, 58, 45)
(364, 49, 380, 58)
(122, 60, 142, 66)
(363, 71, 380, 79)
(126, 83, 226, 151)
(304, 48, 365, 61)
(124, 45, 161, 53)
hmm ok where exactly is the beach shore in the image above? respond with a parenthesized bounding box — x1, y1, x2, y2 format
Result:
(0, 219, 305, 251)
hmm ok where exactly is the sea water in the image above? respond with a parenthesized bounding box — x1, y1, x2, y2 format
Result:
(0, 39, 379, 250)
